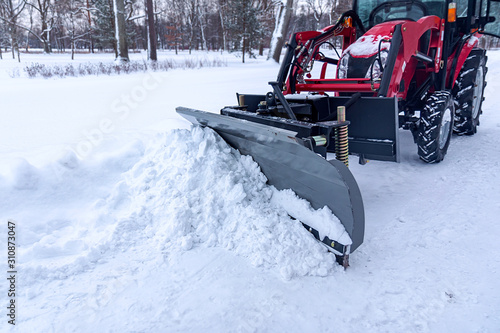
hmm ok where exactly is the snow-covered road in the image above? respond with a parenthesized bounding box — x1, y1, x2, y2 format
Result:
(1, 50, 499, 332)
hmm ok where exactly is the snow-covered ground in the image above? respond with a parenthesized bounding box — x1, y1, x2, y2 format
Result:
(1, 49, 500, 332)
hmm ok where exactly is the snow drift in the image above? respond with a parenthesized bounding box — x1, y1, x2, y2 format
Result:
(3, 126, 348, 286)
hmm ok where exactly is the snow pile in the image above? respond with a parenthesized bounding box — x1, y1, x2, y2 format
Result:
(98, 126, 342, 279)
(5, 126, 346, 283)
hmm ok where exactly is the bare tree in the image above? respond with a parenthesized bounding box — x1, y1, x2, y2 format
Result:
(186, 0, 197, 54)
(113, 0, 128, 61)
(254, 0, 273, 56)
(197, 0, 207, 51)
(329, 0, 351, 25)
(28, 0, 54, 53)
(305, 0, 328, 30)
(85, 0, 93, 52)
(1, 0, 60, 58)
(183, 0, 210, 53)
(161, 0, 185, 54)
(268, 0, 293, 63)
(217, 0, 228, 52)
(0, 0, 27, 61)
(24, 0, 33, 51)
(0, 0, 353, 61)
(62, 0, 90, 59)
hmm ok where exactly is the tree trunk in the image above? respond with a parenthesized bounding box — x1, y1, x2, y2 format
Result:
(31, 0, 52, 53)
(218, 0, 227, 52)
(242, 7, 246, 63)
(10, 35, 16, 59)
(268, 0, 293, 63)
(70, 7, 75, 60)
(145, 0, 157, 60)
(198, 2, 207, 51)
(108, 0, 118, 57)
(41, 18, 50, 53)
(113, 0, 129, 62)
(25, 4, 34, 52)
(10, 30, 19, 61)
(5, 0, 23, 61)
(258, 0, 268, 57)
(188, 0, 196, 55)
(86, 0, 94, 53)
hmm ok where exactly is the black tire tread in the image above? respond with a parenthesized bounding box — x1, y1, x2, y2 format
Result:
(452, 48, 487, 135)
(417, 91, 454, 163)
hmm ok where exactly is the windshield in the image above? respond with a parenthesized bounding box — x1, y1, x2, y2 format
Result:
(355, 0, 447, 28)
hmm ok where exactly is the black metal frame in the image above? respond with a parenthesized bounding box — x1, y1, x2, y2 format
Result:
(225, 92, 400, 163)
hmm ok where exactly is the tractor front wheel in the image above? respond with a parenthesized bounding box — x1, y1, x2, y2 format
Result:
(417, 91, 454, 163)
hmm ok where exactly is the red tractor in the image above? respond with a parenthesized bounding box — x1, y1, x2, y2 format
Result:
(280, 0, 500, 163)
(178, 0, 499, 263)
(225, 0, 499, 164)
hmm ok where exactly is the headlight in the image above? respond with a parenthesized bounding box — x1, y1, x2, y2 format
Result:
(366, 49, 389, 81)
(337, 53, 350, 79)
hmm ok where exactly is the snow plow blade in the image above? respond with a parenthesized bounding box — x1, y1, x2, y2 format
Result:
(176, 107, 364, 254)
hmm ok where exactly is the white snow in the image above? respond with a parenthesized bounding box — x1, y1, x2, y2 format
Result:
(1, 49, 500, 332)
(343, 34, 391, 57)
(468, 35, 480, 47)
(272, 189, 351, 246)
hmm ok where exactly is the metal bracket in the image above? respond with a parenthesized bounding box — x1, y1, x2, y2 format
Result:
(269, 81, 297, 120)
(301, 221, 351, 268)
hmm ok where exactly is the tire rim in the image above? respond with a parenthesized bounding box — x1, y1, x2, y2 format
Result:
(472, 66, 484, 119)
(439, 106, 452, 149)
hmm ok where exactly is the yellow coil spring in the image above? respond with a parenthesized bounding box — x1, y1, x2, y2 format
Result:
(335, 126, 349, 167)
(335, 105, 349, 167)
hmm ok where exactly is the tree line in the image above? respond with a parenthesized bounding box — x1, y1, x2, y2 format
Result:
(0, 0, 353, 62)
(1, 0, 497, 63)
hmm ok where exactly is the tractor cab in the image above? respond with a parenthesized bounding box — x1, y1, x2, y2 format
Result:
(354, 0, 499, 36)
(355, 0, 442, 28)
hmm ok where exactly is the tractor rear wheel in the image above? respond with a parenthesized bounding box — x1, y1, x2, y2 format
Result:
(452, 48, 487, 135)
(417, 91, 454, 163)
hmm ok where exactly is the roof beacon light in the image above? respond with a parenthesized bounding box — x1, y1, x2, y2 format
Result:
(448, 2, 457, 23)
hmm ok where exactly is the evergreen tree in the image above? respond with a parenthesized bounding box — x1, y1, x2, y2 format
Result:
(226, 0, 260, 63)
(92, 0, 116, 53)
